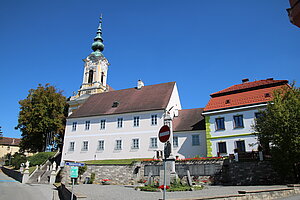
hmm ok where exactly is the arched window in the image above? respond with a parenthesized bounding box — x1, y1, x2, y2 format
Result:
(88, 70, 93, 83)
(101, 72, 104, 84)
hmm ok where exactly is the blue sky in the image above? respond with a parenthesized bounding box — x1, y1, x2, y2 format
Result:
(0, 1, 299, 138)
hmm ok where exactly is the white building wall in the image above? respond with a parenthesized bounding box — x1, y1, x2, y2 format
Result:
(210, 135, 258, 157)
(207, 107, 263, 156)
(61, 110, 166, 162)
(173, 130, 207, 159)
(166, 83, 182, 117)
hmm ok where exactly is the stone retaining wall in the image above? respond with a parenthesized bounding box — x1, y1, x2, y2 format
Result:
(61, 163, 140, 185)
(213, 160, 281, 185)
(61, 160, 280, 186)
(1, 166, 23, 182)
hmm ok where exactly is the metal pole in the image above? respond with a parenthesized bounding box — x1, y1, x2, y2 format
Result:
(163, 145, 166, 200)
(71, 178, 74, 200)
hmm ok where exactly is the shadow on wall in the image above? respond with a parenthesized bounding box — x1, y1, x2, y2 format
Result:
(176, 133, 206, 158)
(212, 160, 282, 186)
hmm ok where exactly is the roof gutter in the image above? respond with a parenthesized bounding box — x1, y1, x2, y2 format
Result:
(202, 103, 267, 115)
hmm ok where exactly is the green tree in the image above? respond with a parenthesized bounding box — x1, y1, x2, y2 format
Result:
(254, 83, 300, 183)
(10, 152, 27, 169)
(16, 84, 68, 153)
(0, 126, 3, 139)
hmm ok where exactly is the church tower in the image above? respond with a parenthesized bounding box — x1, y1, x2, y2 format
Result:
(68, 15, 110, 115)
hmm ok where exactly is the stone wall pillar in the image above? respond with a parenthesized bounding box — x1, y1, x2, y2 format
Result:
(22, 161, 30, 184)
(50, 162, 57, 184)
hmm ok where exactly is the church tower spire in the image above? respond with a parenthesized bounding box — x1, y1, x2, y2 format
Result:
(68, 14, 110, 116)
(91, 14, 105, 57)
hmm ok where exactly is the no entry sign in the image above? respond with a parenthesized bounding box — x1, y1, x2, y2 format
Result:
(159, 125, 171, 143)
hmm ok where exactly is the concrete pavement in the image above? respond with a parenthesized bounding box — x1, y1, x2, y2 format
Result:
(71, 184, 296, 200)
(0, 170, 56, 200)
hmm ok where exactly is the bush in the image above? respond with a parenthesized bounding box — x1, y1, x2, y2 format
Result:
(10, 153, 27, 169)
(89, 173, 95, 184)
(78, 165, 87, 176)
(28, 152, 56, 166)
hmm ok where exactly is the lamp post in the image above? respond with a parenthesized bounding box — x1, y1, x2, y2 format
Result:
(163, 112, 175, 173)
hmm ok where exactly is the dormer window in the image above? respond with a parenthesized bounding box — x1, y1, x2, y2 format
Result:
(112, 101, 119, 107)
(225, 99, 230, 104)
(265, 93, 270, 98)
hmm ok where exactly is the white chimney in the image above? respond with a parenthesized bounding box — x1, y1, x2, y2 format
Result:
(174, 108, 179, 117)
(137, 80, 144, 89)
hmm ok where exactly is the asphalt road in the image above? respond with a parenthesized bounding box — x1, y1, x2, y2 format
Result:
(0, 170, 55, 200)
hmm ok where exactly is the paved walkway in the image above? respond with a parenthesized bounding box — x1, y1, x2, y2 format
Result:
(73, 184, 291, 200)
(0, 170, 56, 200)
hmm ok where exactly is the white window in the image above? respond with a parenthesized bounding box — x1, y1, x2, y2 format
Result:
(218, 142, 227, 153)
(69, 142, 75, 151)
(150, 137, 158, 148)
(192, 135, 200, 146)
(85, 121, 90, 130)
(117, 118, 123, 128)
(115, 140, 122, 150)
(100, 119, 106, 130)
(151, 114, 157, 125)
(133, 116, 140, 127)
(97, 140, 104, 151)
(82, 141, 88, 151)
(173, 136, 178, 148)
(72, 122, 77, 131)
(233, 115, 244, 128)
(215, 118, 225, 130)
(132, 138, 139, 149)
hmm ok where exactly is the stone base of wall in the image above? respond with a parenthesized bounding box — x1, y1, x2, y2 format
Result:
(213, 160, 281, 185)
(60, 160, 281, 186)
(61, 163, 141, 185)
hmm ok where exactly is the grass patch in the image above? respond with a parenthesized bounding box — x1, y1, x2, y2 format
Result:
(138, 185, 160, 192)
(83, 158, 149, 165)
(167, 186, 191, 191)
(138, 185, 203, 192)
(28, 152, 56, 166)
(137, 178, 204, 192)
(29, 166, 36, 175)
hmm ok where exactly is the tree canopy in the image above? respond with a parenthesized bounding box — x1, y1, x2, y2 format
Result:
(0, 126, 3, 139)
(16, 84, 68, 152)
(254, 83, 300, 183)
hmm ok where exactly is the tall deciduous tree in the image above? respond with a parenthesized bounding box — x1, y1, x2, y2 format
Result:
(16, 84, 68, 152)
(0, 126, 3, 139)
(254, 83, 300, 183)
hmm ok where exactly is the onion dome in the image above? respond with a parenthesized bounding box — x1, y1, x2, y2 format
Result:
(91, 15, 105, 57)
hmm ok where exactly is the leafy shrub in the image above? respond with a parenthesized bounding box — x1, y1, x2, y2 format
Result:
(28, 152, 56, 166)
(11, 153, 27, 169)
(89, 173, 95, 184)
(78, 165, 87, 176)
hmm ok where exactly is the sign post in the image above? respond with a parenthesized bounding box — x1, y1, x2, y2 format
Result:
(66, 162, 85, 200)
(159, 125, 171, 143)
(158, 125, 171, 200)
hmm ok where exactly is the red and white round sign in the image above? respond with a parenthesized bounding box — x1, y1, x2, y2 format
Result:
(158, 125, 170, 143)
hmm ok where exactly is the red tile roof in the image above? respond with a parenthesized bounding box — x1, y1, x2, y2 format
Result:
(173, 108, 205, 132)
(69, 82, 176, 118)
(204, 79, 289, 112)
(0, 137, 21, 146)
